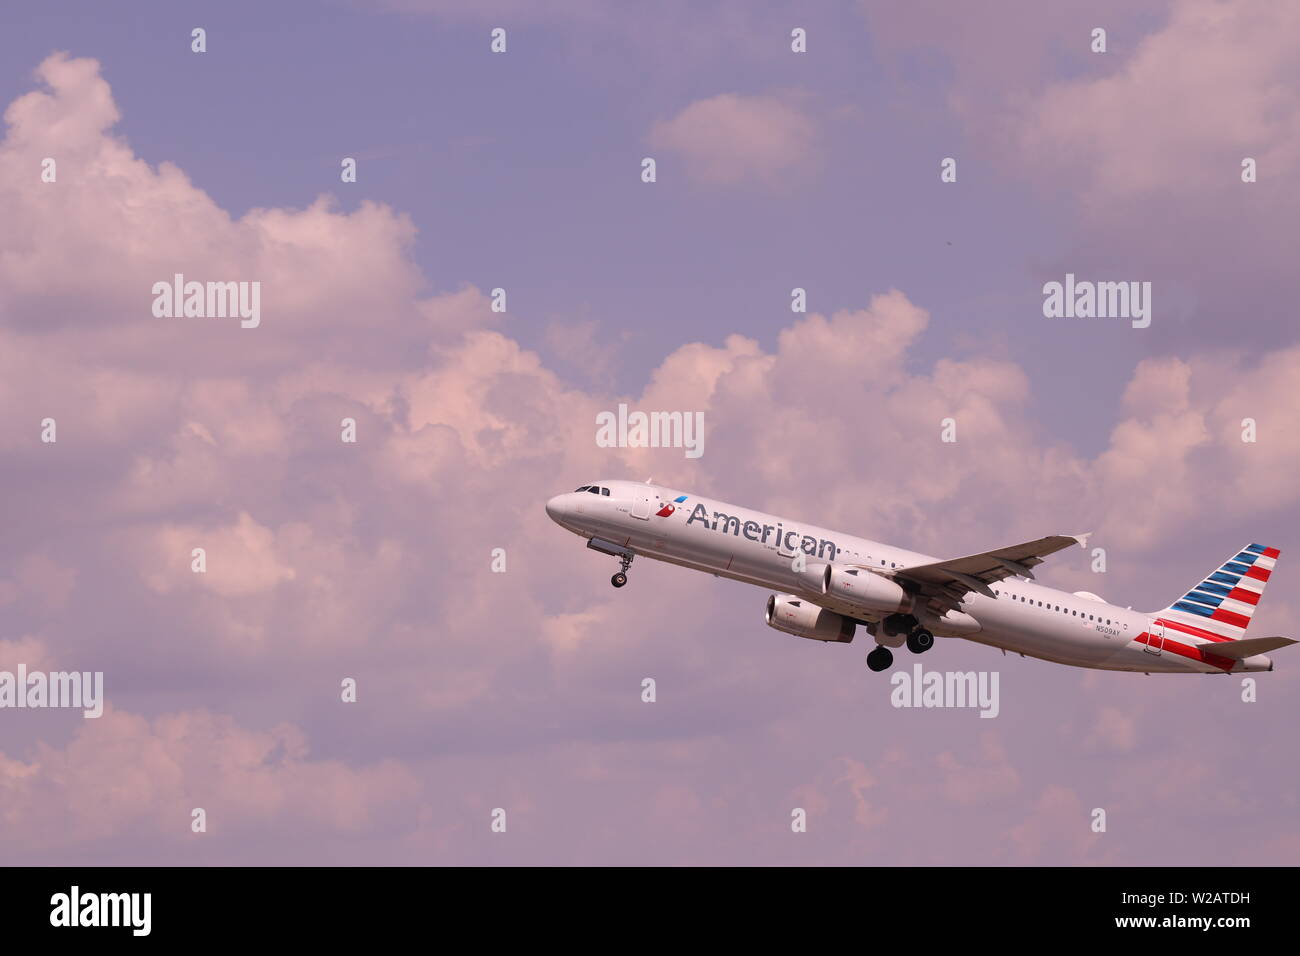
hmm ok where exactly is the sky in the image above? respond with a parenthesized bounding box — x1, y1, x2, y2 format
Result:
(0, 0, 1298, 865)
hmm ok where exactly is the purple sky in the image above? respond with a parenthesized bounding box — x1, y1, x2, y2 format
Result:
(1, 0, 1298, 865)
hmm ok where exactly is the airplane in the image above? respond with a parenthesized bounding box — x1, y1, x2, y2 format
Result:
(546, 479, 1294, 674)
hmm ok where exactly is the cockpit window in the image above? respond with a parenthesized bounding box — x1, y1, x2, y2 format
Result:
(587, 486, 601, 494)
(574, 486, 590, 492)
(600, 487, 610, 496)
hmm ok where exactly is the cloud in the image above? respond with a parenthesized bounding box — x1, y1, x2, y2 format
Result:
(1007, 784, 1100, 863)
(1, 51, 1297, 864)
(648, 93, 819, 187)
(1083, 706, 1139, 754)
(139, 512, 297, 598)
(937, 732, 1023, 805)
(1016, 1, 1300, 205)
(0, 706, 419, 855)
(865, 0, 1300, 336)
(5, 553, 78, 612)
(0, 635, 58, 673)
(0, 53, 490, 370)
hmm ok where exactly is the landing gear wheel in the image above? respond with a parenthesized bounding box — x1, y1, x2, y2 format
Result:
(906, 628, 934, 654)
(866, 645, 894, 672)
(609, 552, 633, 588)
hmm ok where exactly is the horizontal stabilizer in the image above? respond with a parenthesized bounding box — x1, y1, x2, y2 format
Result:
(1201, 636, 1297, 660)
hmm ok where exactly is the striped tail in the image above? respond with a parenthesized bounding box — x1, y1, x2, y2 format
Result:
(1157, 543, 1279, 642)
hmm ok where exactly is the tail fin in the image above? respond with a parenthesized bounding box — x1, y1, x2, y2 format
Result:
(1157, 543, 1279, 640)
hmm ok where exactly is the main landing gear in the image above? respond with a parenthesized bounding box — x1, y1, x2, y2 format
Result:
(906, 628, 934, 654)
(610, 552, 633, 588)
(868, 614, 935, 671)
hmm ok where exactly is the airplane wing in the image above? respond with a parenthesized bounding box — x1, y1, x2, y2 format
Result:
(893, 534, 1087, 613)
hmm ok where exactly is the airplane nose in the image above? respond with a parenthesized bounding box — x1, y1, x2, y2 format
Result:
(545, 494, 567, 523)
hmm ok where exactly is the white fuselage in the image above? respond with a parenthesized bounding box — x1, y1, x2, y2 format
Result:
(545, 481, 1268, 674)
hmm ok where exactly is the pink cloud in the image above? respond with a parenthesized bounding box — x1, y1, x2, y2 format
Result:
(648, 92, 819, 187)
(0, 706, 419, 852)
(0, 51, 1295, 864)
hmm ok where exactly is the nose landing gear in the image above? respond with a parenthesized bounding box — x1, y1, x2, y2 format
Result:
(586, 538, 636, 589)
(610, 552, 633, 588)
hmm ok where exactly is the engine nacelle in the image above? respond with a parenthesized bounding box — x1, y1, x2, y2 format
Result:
(795, 560, 829, 592)
(822, 565, 912, 614)
(765, 594, 855, 643)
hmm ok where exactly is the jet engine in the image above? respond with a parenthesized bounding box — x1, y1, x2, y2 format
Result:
(822, 565, 913, 614)
(765, 594, 855, 643)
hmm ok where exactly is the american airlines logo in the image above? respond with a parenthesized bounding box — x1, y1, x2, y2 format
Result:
(684, 502, 840, 561)
(656, 494, 688, 517)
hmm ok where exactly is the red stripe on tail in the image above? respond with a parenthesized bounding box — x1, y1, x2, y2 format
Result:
(1226, 587, 1260, 606)
(1210, 608, 1252, 629)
